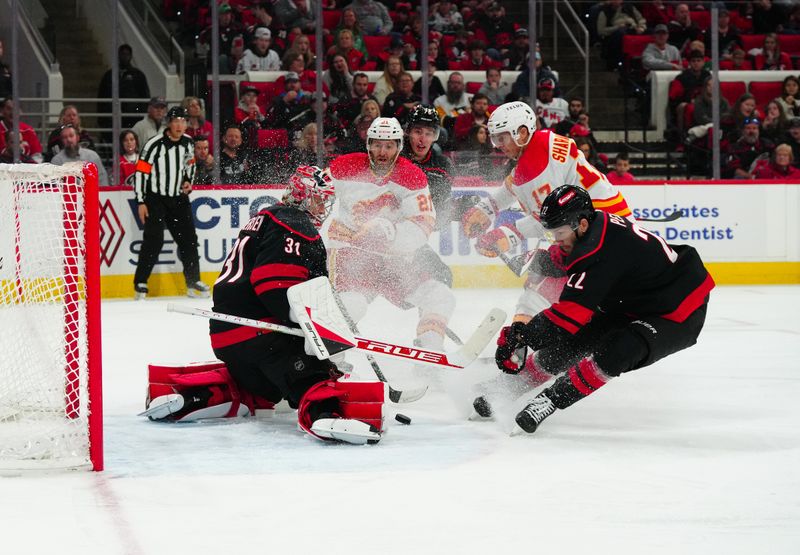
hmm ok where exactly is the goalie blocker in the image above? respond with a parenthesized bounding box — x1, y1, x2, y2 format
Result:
(141, 361, 385, 445)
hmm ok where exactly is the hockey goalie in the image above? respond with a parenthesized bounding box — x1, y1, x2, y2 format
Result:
(140, 166, 384, 445)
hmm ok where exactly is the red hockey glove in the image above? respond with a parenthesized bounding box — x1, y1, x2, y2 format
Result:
(461, 198, 497, 238)
(475, 224, 523, 258)
(495, 322, 529, 374)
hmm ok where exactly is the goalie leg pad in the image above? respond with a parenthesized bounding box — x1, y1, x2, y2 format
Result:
(297, 376, 385, 442)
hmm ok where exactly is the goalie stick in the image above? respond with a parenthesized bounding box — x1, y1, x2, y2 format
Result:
(166, 304, 506, 372)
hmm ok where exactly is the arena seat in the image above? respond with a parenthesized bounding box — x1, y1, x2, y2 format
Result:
(720, 81, 746, 106)
(258, 129, 289, 149)
(741, 34, 765, 53)
(749, 81, 783, 107)
(364, 36, 391, 56)
(466, 82, 482, 94)
(322, 10, 341, 30)
(690, 11, 710, 31)
(360, 61, 377, 71)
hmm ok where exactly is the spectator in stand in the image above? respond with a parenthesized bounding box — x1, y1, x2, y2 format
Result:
(0, 97, 43, 162)
(752, 0, 787, 35)
(247, 3, 279, 50)
(218, 123, 254, 184)
(327, 29, 364, 71)
(52, 124, 109, 185)
(597, 0, 647, 69)
(334, 7, 369, 59)
(783, 118, 800, 165)
(197, 4, 246, 74)
(685, 76, 730, 142)
(668, 50, 710, 133)
(430, 1, 464, 35)
(237, 27, 281, 73)
(340, 113, 375, 153)
(45, 105, 96, 162)
(381, 72, 420, 125)
(235, 85, 266, 125)
(413, 61, 446, 100)
(667, 3, 701, 54)
(606, 152, 636, 184)
(277, 50, 320, 92)
(352, 99, 380, 133)
(761, 100, 790, 144)
(290, 34, 316, 69)
(511, 50, 559, 102)
(721, 93, 764, 142)
(373, 55, 403, 105)
(97, 44, 151, 134)
(434, 71, 472, 120)
(454, 93, 490, 145)
(459, 40, 497, 71)
(323, 55, 354, 104)
(642, 24, 682, 72)
(131, 97, 167, 147)
(422, 39, 450, 71)
(331, 72, 374, 127)
(274, 0, 317, 34)
(776, 76, 800, 118)
(476, 2, 515, 61)
(752, 144, 800, 179)
(720, 48, 753, 70)
(535, 78, 569, 129)
(378, 37, 405, 69)
(783, 5, 800, 35)
(754, 34, 792, 71)
(0, 40, 12, 99)
(723, 117, 774, 178)
(191, 136, 215, 185)
(182, 96, 214, 149)
(400, 41, 419, 71)
(575, 136, 608, 173)
(289, 122, 322, 168)
(504, 28, 530, 71)
(704, 8, 742, 62)
(266, 72, 312, 136)
(478, 67, 512, 106)
(554, 97, 586, 136)
(344, 0, 393, 36)
(118, 130, 139, 186)
(0, 130, 36, 164)
(569, 111, 600, 150)
(641, 0, 673, 29)
(458, 124, 496, 179)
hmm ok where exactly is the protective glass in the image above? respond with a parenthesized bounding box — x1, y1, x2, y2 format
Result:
(490, 131, 514, 148)
(543, 223, 576, 243)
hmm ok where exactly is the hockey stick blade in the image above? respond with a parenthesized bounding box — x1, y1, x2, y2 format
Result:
(637, 211, 682, 223)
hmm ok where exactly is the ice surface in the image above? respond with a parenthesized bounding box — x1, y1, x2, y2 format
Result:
(2, 287, 799, 554)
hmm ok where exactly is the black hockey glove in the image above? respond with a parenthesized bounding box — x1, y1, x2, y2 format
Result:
(451, 194, 482, 221)
(495, 322, 530, 374)
(529, 245, 568, 278)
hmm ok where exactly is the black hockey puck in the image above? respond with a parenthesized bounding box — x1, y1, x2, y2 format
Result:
(395, 413, 412, 425)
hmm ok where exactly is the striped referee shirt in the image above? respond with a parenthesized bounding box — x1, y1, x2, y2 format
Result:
(134, 132, 196, 203)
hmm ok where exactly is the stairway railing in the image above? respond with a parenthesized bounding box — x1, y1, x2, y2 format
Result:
(552, 0, 590, 109)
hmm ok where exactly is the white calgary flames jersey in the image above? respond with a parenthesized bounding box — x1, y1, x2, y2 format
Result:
(326, 153, 435, 254)
(492, 130, 633, 237)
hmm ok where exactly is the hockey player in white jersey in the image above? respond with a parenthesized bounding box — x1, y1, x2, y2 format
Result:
(326, 117, 456, 352)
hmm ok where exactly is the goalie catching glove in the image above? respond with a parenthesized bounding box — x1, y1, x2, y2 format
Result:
(475, 224, 524, 257)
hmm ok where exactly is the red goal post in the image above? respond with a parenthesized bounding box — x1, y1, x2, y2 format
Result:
(0, 162, 103, 472)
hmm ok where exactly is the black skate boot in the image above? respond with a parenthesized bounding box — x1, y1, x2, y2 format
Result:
(515, 392, 556, 434)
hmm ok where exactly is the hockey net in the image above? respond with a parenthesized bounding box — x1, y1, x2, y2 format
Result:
(0, 162, 102, 472)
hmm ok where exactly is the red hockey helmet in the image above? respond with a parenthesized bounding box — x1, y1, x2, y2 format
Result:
(284, 165, 336, 227)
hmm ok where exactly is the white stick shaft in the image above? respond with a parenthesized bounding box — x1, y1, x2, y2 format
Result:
(167, 304, 305, 337)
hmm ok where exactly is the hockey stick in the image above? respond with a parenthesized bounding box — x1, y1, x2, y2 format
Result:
(637, 211, 682, 223)
(330, 290, 427, 404)
(167, 303, 506, 372)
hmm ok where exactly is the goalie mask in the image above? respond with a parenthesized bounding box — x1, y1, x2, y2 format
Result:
(367, 117, 403, 172)
(284, 165, 336, 227)
(487, 101, 536, 150)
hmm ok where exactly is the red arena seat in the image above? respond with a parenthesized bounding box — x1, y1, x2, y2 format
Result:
(466, 82, 482, 94)
(741, 34, 765, 52)
(258, 129, 289, 149)
(364, 35, 391, 56)
(322, 10, 341, 30)
(720, 81, 746, 107)
(749, 81, 783, 107)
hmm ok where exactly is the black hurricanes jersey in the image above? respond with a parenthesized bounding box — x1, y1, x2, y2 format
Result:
(210, 204, 328, 349)
(538, 211, 715, 340)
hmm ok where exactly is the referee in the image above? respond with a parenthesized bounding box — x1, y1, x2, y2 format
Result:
(133, 106, 210, 299)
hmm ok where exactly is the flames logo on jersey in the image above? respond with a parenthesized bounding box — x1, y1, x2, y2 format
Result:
(351, 192, 400, 224)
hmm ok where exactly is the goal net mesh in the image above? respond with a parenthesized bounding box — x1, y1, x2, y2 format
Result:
(0, 162, 100, 471)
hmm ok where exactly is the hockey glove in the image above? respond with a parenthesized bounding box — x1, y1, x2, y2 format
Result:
(475, 224, 523, 258)
(351, 217, 396, 248)
(451, 194, 482, 221)
(495, 322, 530, 374)
(461, 198, 497, 238)
(529, 244, 568, 278)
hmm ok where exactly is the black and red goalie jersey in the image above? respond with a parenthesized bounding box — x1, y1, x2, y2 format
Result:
(535, 211, 715, 343)
(210, 203, 328, 349)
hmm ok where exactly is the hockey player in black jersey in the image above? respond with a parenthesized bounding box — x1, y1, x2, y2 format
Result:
(141, 166, 385, 444)
(493, 185, 715, 434)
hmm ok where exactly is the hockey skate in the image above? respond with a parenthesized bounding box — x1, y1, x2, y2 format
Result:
(139, 394, 184, 419)
(134, 283, 148, 300)
(514, 392, 556, 434)
(187, 281, 211, 298)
